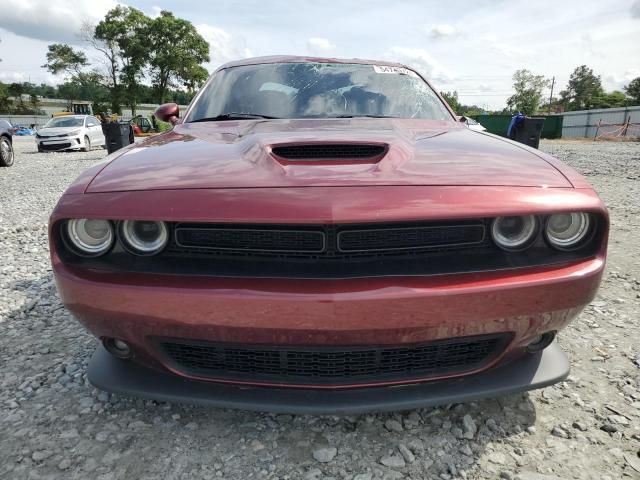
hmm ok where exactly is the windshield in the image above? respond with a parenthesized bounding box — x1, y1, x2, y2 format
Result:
(186, 62, 453, 121)
(44, 117, 84, 128)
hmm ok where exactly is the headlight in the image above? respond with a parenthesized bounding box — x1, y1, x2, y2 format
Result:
(65, 129, 81, 136)
(66, 219, 114, 256)
(545, 212, 591, 250)
(119, 220, 168, 255)
(491, 215, 538, 251)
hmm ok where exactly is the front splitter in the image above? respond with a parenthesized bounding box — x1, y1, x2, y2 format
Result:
(88, 342, 569, 415)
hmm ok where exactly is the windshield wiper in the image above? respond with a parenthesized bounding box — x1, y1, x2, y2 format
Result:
(334, 114, 397, 118)
(190, 112, 280, 122)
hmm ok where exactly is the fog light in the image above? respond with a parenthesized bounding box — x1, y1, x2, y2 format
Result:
(103, 338, 132, 359)
(526, 331, 556, 353)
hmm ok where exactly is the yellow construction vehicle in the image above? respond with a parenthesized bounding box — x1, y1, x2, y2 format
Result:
(51, 100, 94, 117)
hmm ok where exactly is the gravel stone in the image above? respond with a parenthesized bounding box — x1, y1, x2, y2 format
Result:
(398, 443, 415, 463)
(551, 426, 570, 439)
(384, 419, 404, 432)
(380, 454, 406, 468)
(353, 474, 373, 480)
(462, 414, 477, 439)
(1, 137, 639, 479)
(312, 447, 337, 463)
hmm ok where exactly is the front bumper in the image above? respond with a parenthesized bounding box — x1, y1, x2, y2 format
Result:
(36, 135, 84, 150)
(89, 341, 569, 414)
(54, 254, 602, 388)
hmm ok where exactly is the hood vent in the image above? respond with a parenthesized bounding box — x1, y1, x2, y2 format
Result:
(271, 143, 388, 162)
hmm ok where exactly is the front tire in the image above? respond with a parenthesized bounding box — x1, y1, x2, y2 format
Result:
(82, 136, 91, 152)
(0, 136, 14, 167)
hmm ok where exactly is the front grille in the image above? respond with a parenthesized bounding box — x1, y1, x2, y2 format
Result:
(41, 142, 71, 150)
(272, 143, 387, 160)
(171, 221, 486, 257)
(159, 334, 510, 385)
(338, 224, 484, 252)
(175, 226, 326, 253)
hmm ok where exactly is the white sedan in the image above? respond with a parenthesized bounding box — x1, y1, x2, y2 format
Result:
(465, 117, 487, 132)
(35, 115, 105, 152)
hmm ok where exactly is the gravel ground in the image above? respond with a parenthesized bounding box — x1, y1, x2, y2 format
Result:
(1, 136, 639, 480)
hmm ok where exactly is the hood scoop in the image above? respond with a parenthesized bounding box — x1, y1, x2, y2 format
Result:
(270, 143, 388, 164)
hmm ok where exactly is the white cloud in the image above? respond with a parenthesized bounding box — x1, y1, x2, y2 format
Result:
(388, 47, 452, 84)
(603, 69, 640, 91)
(149, 5, 163, 19)
(306, 37, 335, 55)
(0, 0, 118, 44)
(429, 24, 457, 39)
(475, 33, 532, 58)
(196, 24, 253, 69)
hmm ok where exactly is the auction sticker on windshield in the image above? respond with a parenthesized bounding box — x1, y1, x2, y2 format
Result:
(373, 65, 418, 76)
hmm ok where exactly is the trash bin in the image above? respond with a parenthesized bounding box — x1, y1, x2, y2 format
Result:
(508, 116, 546, 149)
(103, 121, 133, 154)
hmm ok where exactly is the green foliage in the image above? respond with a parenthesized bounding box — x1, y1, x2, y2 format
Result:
(42, 44, 88, 78)
(624, 77, 640, 104)
(590, 91, 628, 109)
(155, 118, 173, 132)
(0, 82, 10, 112)
(147, 11, 210, 103)
(461, 106, 484, 116)
(506, 69, 549, 115)
(440, 91, 460, 114)
(40, 7, 209, 112)
(95, 6, 151, 115)
(559, 65, 603, 111)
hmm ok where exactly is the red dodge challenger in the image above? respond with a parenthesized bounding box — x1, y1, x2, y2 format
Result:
(49, 56, 608, 414)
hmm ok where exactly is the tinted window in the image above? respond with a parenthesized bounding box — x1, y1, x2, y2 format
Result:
(187, 63, 453, 121)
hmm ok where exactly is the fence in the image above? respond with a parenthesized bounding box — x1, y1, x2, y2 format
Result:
(0, 114, 50, 129)
(472, 114, 563, 139)
(560, 106, 640, 138)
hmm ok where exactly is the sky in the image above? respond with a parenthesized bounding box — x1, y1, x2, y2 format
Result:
(0, 0, 639, 110)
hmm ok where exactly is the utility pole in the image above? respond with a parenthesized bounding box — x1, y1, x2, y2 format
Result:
(548, 76, 555, 114)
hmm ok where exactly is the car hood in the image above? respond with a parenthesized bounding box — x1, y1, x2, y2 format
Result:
(86, 118, 572, 193)
(39, 127, 82, 136)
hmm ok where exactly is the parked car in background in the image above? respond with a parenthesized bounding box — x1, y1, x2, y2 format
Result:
(465, 117, 487, 132)
(50, 56, 608, 414)
(35, 115, 105, 152)
(0, 119, 15, 167)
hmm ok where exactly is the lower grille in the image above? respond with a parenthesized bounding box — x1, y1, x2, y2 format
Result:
(158, 334, 510, 386)
(41, 142, 72, 150)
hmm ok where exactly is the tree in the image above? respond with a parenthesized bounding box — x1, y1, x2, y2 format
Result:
(94, 6, 151, 115)
(42, 44, 88, 79)
(506, 69, 549, 115)
(559, 65, 603, 111)
(147, 11, 209, 103)
(591, 91, 628, 109)
(0, 82, 12, 112)
(624, 77, 640, 105)
(440, 91, 460, 114)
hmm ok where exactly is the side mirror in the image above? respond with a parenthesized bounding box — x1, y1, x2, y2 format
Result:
(457, 115, 467, 123)
(155, 103, 180, 125)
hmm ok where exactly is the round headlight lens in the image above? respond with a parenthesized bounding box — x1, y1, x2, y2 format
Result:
(545, 212, 591, 250)
(491, 215, 538, 251)
(66, 219, 113, 256)
(120, 220, 168, 255)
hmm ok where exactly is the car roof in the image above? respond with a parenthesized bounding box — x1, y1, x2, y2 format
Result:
(216, 55, 413, 72)
(50, 115, 88, 119)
